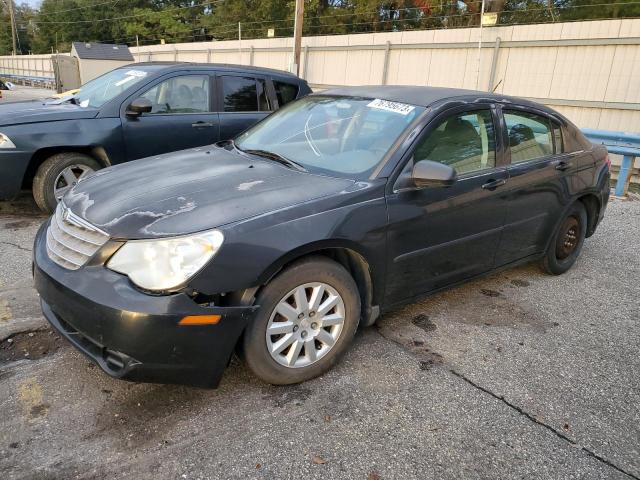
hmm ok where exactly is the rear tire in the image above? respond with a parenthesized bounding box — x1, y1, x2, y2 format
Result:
(242, 256, 360, 385)
(541, 202, 587, 275)
(33, 152, 101, 213)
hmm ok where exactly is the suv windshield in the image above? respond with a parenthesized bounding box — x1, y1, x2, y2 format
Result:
(235, 95, 424, 179)
(73, 65, 165, 108)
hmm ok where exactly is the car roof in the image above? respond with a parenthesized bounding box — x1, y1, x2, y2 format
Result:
(132, 62, 303, 80)
(318, 85, 555, 114)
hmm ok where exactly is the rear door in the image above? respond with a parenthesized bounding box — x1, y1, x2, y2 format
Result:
(217, 73, 274, 140)
(385, 105, 510, 303)
(121, 72, 220, 160)
(494, 106, 573, 266)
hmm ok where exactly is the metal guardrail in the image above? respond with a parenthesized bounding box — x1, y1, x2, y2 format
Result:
(583, 129, 640, 197)
(0, 73, 55, 89)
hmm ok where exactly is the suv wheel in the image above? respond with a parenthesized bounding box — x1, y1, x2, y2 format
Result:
(541, 201, 587, 275)
(242, 256, 361, 385)
(33, 152, 101, 213)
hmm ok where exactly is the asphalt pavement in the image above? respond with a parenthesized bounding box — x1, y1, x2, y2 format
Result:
(0, 194, 638, 480)
(1, 85, 55, 103)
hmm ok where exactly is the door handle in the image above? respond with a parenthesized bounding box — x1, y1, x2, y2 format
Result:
(554, 160, 572, 171)
(191, 121, 214, 128)
(481, 178, 507, 190)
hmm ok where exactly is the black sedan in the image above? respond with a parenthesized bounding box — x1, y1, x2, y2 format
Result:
(33, 86, 610, 388)
(0, 62, 310, 212)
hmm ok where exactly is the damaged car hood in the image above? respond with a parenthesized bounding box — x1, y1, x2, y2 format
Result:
(63, 146, 354, 239)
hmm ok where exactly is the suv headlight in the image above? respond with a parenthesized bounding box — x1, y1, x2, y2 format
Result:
(0, 133, 16, 148)
(107, 230, 224, 292)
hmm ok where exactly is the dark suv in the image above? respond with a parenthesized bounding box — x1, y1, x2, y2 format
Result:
(0, 63, 311, 212)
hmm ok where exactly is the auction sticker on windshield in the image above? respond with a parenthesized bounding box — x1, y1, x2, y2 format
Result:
(367, 98, 415, 115)
(125, 70, 148, 78)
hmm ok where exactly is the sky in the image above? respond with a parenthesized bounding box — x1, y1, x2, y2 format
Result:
(19, 0, 42, 8)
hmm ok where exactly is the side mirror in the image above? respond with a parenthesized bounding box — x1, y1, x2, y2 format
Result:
(125, 97, 152, 117)
(411, 160, 457, 188)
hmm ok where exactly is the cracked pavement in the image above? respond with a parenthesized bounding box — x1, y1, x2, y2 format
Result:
(0, 195, 638, 480)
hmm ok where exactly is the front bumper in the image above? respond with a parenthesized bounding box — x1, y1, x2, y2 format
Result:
(33, 222, 257, 388)
(0, 150, 32, 199)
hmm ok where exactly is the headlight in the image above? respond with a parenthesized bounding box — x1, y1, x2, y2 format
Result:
(107, 230, 224, 292)
(0, 133, 16, 148)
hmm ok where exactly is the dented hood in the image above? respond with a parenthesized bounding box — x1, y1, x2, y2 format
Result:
(63, 146, 354, 239)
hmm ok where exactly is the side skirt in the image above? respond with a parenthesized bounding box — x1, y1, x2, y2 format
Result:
(379, 252, 544, 316)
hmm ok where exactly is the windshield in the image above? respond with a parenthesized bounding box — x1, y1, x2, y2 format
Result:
(235, 95, 424, 179)
(73, 65, 164, 108)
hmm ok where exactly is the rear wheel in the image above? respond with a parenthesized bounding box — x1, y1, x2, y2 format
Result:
(33, 152, 100, 213)
(541, 202, 587, 275)
(242, 257, 360, 385)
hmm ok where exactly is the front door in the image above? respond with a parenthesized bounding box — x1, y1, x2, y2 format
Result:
(217, 74, 273, 140)
(122, 73, 220, 160)
(494, 108, 571, 266)
(385, 107, 509, 304)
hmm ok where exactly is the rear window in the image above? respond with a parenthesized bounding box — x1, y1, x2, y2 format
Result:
(222, 76, 258, 112)
(221, 76, 271, 112)
(273, 81, 299, 107)
(504, 110, 553, 163)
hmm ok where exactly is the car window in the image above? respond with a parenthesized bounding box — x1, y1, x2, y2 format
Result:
(141, 75, 210, 114)
(413, 110, 496, 175)
(504, 110, 553, 162)
(257, 78, 271, 111)
(221, 76, 261, 112)
(552, 122, 563, 154)
(73, 65, 166, 108)
(273, 81, 299, 106)
(235, 95, 424, 180)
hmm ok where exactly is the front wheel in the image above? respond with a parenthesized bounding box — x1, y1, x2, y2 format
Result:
(242, 257, 361, 385)
(32, 152, 101, 213)
(541, 202, 587, 275)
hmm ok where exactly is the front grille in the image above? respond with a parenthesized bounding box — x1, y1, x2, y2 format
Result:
(46, 203, 109, 270)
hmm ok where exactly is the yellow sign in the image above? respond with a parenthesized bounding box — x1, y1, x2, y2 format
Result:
(481, 12, 498, 26)
(267, 28, 275, 38)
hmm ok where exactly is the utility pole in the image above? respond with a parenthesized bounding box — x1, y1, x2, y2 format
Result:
(7, 0, 17, 55)
(291, 0, 304, 75)
(475, 0, 486, 90)
(238, 22, 242, 62)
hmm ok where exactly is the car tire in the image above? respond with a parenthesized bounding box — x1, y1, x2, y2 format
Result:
(33, 152, 101, 213)
(242, 256, 361, 385)
(541, 201, 588, 275)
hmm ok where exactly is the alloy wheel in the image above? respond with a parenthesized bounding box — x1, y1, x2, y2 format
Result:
(54, 164, 94, 201)
(265, 282, 345, 368)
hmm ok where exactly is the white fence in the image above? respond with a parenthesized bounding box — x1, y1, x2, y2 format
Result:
(0, 19, 639, 132)
(0, 54, 57, 85)
(131, 19, 640, 132)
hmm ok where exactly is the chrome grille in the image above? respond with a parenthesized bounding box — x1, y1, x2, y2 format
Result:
(46, 203, 109, 270)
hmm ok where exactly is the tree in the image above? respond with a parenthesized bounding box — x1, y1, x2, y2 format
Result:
(0, 0, 637, 55)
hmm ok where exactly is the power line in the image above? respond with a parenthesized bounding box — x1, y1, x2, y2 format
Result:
(80, 0, 640, 47)
(38, 0, 123, 16)
(32, 0, 228, 24)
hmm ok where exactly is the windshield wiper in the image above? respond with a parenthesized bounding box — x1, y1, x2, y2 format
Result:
(241, 148, 307, 172)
